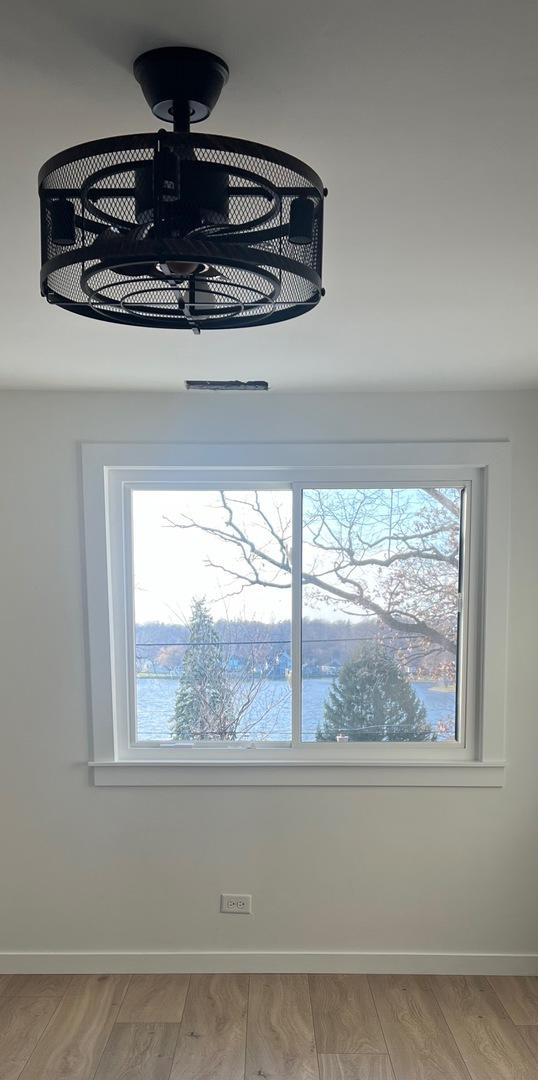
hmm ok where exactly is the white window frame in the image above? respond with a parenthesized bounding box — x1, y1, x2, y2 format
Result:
(82, 441, 510, 787)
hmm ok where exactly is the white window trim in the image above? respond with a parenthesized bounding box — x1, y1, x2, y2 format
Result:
(81, 440, 510, 787)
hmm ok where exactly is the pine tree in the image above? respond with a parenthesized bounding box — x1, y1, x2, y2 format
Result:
(317, 641, 433, 742)
(171, 598, 229, 741)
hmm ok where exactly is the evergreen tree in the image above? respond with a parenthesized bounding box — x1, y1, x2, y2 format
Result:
(172, 598, 229, 741)
(317, 641, 433, 742)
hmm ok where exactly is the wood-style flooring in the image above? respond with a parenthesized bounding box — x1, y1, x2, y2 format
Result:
(0, 972, 536, 1079)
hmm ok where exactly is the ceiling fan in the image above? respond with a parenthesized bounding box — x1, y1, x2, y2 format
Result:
(38, 47, 326, 334)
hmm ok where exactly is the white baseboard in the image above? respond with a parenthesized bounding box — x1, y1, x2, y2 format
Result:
(0, 951, 537, 975)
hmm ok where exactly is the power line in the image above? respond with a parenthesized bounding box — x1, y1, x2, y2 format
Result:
(135, 636, 386, 648)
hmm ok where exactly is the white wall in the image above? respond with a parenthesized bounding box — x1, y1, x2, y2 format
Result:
(1, 389, 537, 973)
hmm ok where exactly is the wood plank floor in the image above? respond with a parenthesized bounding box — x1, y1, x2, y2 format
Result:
(0, 973, 536, 1079)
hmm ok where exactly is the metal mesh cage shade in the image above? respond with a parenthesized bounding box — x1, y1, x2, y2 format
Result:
(39, 132, 324, 330)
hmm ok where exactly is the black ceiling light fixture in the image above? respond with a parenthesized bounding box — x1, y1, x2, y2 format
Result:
(38, 47, 326, 333)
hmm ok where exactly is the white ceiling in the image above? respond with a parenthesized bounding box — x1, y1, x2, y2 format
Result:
(2, 0, 538, 390)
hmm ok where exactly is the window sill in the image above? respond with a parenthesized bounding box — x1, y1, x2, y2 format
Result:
(89, 760, 506, 787)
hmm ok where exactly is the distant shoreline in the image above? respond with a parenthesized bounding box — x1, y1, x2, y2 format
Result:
(136, 672, 456, 693)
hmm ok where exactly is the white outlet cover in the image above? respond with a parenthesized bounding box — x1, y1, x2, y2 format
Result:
(220, 893, 252, 914)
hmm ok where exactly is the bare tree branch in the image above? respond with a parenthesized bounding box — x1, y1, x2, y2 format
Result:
(423, 488, 460, 517)
(163, 487, 459, 660)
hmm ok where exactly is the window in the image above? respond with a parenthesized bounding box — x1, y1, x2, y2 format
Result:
(131, 485, 462, 748)
(132, 487, 293, 746)
(83, 442, 510, 786)
(300, 486, 464, 745)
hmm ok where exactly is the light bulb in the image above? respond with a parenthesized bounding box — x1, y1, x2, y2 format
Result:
(158, 260, 205, 278)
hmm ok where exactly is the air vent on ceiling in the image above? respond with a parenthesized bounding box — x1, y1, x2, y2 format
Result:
(185, 380, 269, 391)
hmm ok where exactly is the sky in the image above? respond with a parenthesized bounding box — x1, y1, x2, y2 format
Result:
(132, 489, 293, 626)
(132, 485, 461, 629)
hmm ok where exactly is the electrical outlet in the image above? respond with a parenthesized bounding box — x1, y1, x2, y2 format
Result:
(220, 893, 252, 914)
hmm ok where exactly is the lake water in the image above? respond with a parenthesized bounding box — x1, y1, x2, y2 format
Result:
(136, 676, 455, 742)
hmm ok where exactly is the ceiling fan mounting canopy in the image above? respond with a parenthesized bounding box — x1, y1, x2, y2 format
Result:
(38, 47, 325, 332)
(133, 47, 229, 126)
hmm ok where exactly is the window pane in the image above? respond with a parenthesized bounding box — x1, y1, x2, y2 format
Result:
(301, 487, 463, 742)
(132, 489, 292, 743)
